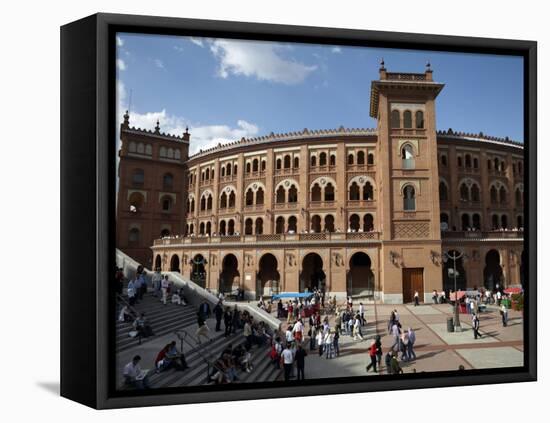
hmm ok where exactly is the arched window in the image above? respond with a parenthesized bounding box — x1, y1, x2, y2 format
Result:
(357, 151, 365, 165)
(129, 192, 145, 211)
(207, 195, 212, 210)
(403, 185, 416, 211)
(221, 167, 226, 177)
(415, 110, 424, 129)
(205, 168, 210, 180)
(491, 214, 499, 230)
(319, 152, 327, 166)
(517, 215, 523, 229)
(256, 187, 264, 205)
(163, 173, 173, 189)
(494, 158, 499, 171)
(391, 110, 400, 128)
(246, 162, 251, 173)
(211, 169, 214, 180)
(487, 159, 492, 170)
(226, 163, 232, 176)
(439, 182, 448, 201)
(403, 110, 412, 128)
(349, 182, 360, 201)
(220, 192, 227, 209)
(440, 213, 449, 227)
(189, 223, 194, 235)
(228, 191, 236, 208)
(349, 214, 360, 231)
(288, 185, 298, 203)
(255, 218, 263, 234)
(499, 186, 507, 204)
(276, 186, 286, 203)
(515, 189, 522, 206)
(441, 155, 448, 167)
(233, 164, 238, 175)
(465, 154, 472, 168)
(457, 156, 463, 167)
(401, 144, 415, 169)
(324, 215, 335, 232)
(311, 183, 321, 202)
(227, 219, 235, 235)
(471, 184, 480, 202)
(363, 182, 374, 200)
(490, 186, 498, 204)
(473, 214, 481, 230)
(330, 154, 336, 166)
(363, 214, 374, 232)
(310, 155, 317, 167)
(276, 158, 282, 170)
(473, 158, 479, 169)
(460, 183, 469, 201)
(132, 169, 144, 186)
(367, 153, 374, 165)
(261, 160, 266, 171)
(200, 196, 206, 211)
(461, 214, 471, 231)
(219, 220, 226, 236)
(275, 216, 285, 234)
(245, 189, 254, 206)
(161, 196, 172, 212)
(206, 222, 211, 236)
(160, 228, 170, 238)
(245, 218, 253, 235)
(199, 222, 205, 235)
(190, 198, 195, 213)
(324, 183, 335, 202)
(348, 154, 354, 165)
(252, 159, 259, 172)
(311, 215, 321, 233)
(284, 155, 291, 169)
(294, 157, 299, 169)
(288, 216, 297, 233)
(501, 215, 508, 229)
(128, 228, 140, 244)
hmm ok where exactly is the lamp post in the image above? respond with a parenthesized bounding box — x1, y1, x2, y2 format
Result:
(442, 250, 466, 331)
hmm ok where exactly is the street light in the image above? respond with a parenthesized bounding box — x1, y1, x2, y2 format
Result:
(442, 250, 467, 331)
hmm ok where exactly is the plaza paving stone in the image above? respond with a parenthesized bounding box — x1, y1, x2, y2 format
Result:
(406, 304, 443, 315)
(455, 346, 524, 368)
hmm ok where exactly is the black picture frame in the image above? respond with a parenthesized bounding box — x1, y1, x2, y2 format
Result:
(60, 12, 537, 409)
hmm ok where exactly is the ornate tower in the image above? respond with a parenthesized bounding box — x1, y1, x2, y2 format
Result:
(370, 63, 445, 303)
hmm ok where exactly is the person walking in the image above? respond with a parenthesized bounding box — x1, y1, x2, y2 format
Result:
(375, 334, 383, 366)
(333, 327, 340, 357)
(390, 352, 404, 374)
(195, 312, 211, 344)
(500, 303, 509, 327)
(414, 291, 419, 306)
(295, 344, 307, 380)
(366, 340, 378, 373)
(281, 345, 294, 381)
(127, 278, 137, 306)
(161, 275, 170, 305)
(223, 307, 233, 337)
(359, 303, 365, 326)
(407, 327, 417, 361)
(472, 312, 481, 339)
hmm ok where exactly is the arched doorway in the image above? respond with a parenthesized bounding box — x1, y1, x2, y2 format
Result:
(442, 250, 466, 292)
(347, 252, 374, 297)
(191, 254, 206, 288)
(220, 254, 239, 294)
(170, 254, 180, 272)
(154, 254, 162, 271)
(257, 254, 279, 298)
(300, 253, 325, 292)
(484, 249, 503, 291)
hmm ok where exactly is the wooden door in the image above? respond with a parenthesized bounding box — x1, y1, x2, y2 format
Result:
(402, 268, 424, 303)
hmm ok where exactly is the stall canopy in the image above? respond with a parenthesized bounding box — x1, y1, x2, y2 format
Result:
(504, 287, 522, 294)
(271, 292, 314, 300)
(449, 291, 466, 301)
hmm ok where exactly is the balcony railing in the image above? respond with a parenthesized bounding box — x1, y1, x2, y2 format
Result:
(273, 202, 298, 210)
(153, 231, 381, 246)
(441, 230, 524, 240)
(309, 200, 336, 209)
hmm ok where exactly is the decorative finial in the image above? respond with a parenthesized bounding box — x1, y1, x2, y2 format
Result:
(185, 126, 189, 135)
(154, 119, 160, 134)
(380, 58, 385, 69)
(123, 110, 130, 124)
(426, 61, 432, 71)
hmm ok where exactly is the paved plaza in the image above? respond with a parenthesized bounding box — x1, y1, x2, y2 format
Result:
(272, 301, 524, 378)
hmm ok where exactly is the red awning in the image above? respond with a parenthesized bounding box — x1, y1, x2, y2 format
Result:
(504, 287, 522, 294)
(449, 291, 466, 301)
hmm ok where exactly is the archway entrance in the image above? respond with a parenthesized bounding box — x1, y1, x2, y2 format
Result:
(347, 252, 374, 297)
(442, 250, 466, 292)
(300, 253, 325, 292)
(484, 249, 503, 291)
(257, 254, 279, 298)
(154, 254, 161, 271)
(170, 254, 180, 272)
(220, 254, 239, 294)
(191, 254, 206, 288)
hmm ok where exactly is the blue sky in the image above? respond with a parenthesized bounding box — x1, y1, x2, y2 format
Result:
(116, 33, 523, 154)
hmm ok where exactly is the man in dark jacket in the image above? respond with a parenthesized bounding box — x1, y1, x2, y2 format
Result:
(213, 301, 223, 331)
(295, 344, 307, 380)
(223, 307, 233, 337)
(198, 301, 211, 320)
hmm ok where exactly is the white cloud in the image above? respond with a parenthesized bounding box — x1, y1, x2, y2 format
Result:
(116, 36, 124, 47)
(153, 59, 164, 69)
(116, 59, 127, 71)
(331, 47, 342, 54)
(209, 39, 317, 85)
(189, 37, 205, 47)
(116, 80, 259, 155)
